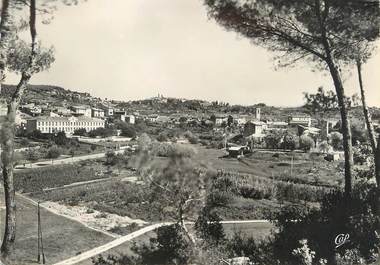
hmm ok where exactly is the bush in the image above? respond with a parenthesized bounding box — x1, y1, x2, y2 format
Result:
(283, 133, 298, 150)
(73, 128, 87, 136)
(88, 127, 116, 138)
(132, 224, 191, 265)
(318, 140, 331, 153)
(195, 207, 225, 245)
(329, 132, 343, 151)
(299, 135, 314, 152)
(46, 145, 62, 160)
(120, 125, 136, 138)
(264, 131, 283, 149)
(183, 131, 199, 144)
(156, 132, 168, 142)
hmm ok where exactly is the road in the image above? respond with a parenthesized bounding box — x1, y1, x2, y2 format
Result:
(15, 150, 125, 170)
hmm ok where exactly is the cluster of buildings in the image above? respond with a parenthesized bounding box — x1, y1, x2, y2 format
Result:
(13, 102, 136, 135)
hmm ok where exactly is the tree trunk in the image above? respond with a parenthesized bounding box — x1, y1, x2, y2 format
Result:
(326, 60, 354, 195)
(0, 0, 14, 259)
(0, 0, 11, 94)
(1, 75, 31, 257)
(316, 0, 353, 195)
(0, 0, 36, 257)
(0, 104, 17, 257)
(356, 61, 380, 186)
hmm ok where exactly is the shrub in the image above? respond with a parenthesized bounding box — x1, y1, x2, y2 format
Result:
(88, 127, 116, 138)
(299, 135, 314, 152)
(195, 207, 225, 245)
(318, 140, 331, 153)
(120, 125, 136, 138)
(46, 145, 62, 160)
(329, 132, 343, 151)
(73, 128, 87, 136)
(283, 133, 298, 150)
(264, 131, 283, 149)
(132, 224, 191, 265)
(156, 132, 168, 142)
(183, 131, 199, 144)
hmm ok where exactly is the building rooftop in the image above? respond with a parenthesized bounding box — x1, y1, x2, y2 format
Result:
(29, 116, 104, 122)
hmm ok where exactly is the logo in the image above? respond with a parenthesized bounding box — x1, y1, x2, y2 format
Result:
(335, 234, 350, 249)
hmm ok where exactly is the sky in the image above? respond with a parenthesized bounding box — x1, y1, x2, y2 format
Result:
(6, 0, 380, 107)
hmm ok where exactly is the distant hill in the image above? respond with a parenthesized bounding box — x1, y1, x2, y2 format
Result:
(1, 84, 378, 124)
(1, 84, 104, 107)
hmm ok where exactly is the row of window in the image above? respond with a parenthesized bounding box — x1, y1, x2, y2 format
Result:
(37, 121, 104, 127)
(38, 126, 102, 132)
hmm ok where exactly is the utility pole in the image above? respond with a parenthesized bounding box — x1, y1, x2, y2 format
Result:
(290, 156, 293, 178)
(37, 202, 46, 264)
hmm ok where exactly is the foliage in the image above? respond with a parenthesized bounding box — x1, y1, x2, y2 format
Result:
(133, 134, 206, 223)
(270, 183, 380, 264)
(24, 148, 40, 162)
(116, 121, 137, 138)
(92, 225, 192, 265)
(318, 141, 331, 154)
(54, 131, 68, 146)
(264, 130, 283, 149)
(299, 135, 314, 152)
(226, 231, 279, 265)
(45, 145, 62, 160)
(88, 127, 116, 138)
(131, 224, 191, 265)
(73, 128, 87, 136)
(329, 132, 344, 151)
(353, 143, 372, 165)
(304, 87, 339, 114)
(351, 122, 368, 145)
(283, 132, 298, 151)
(7, 39, 55, 75)
(195, 207, 225, 246)
(183, 130, 199, 144)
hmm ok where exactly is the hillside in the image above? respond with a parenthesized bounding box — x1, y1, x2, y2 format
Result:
(1, 84, 379, 124)
(1, 84, 104, 107)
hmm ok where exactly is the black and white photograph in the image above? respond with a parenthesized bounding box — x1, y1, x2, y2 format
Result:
(0, 0, 379, 264)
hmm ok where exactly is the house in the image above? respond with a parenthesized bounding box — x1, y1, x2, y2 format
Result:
(26, 116, 105, 134)
(227, 146, 250, 157)
(54, 107, 71, 116)
(288, 114, 312, 127)
(125, 115, 135, 124)
(146, 114, 159, 122)
(91, 108, 105, 118)
(101, 106, 114, 116)
(21, 103, 42, 116)
(298, 125, 321, 137)
(71, 106, 92, 117)
(243, 121, 267, 138)
(215, 116, 228, 126)
(114, 113, 135, 124)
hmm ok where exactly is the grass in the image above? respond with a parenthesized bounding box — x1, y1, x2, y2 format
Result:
(14, 160, 114, 193)
(186, 145, 343, 188)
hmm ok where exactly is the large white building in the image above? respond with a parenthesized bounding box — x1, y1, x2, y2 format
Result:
(26, 116, 105, 134)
